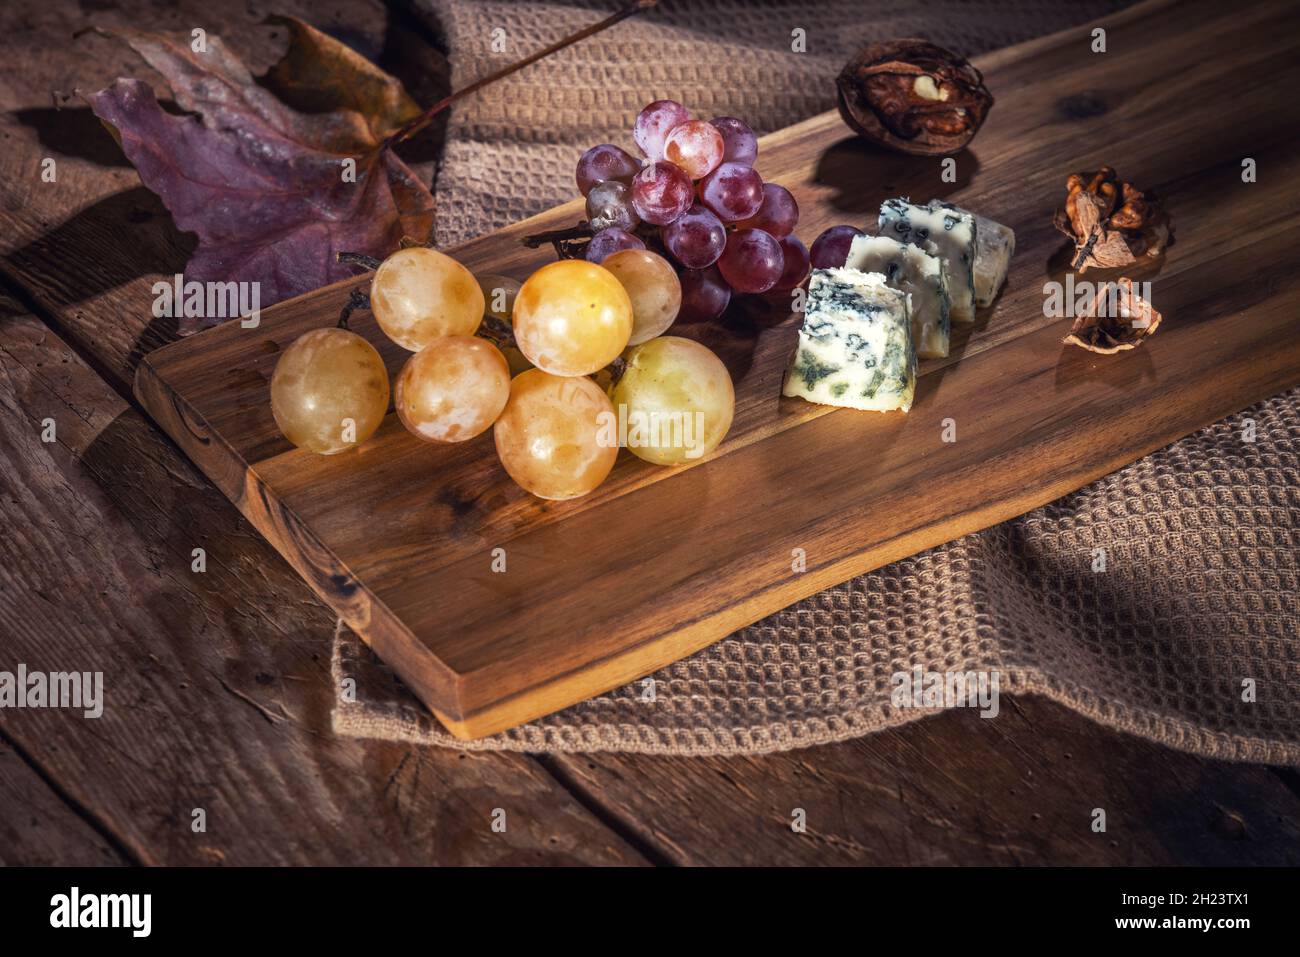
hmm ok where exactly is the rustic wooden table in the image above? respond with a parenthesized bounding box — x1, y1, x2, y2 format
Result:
(2, 0, 1297, 866)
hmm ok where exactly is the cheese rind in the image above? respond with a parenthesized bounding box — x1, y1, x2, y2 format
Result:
(781, 267, 915, 412)
(846, 234, 950, 359)
(928, 201, 1015, 307)
(879, 198, 977, 323)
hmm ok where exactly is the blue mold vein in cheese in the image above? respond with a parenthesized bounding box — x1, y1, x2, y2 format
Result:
(782, 267, 916, 412)
(879, 198, 977, 323)
(846, 234, 950, 359)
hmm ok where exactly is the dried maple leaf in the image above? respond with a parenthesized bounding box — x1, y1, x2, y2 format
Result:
(83, 18, 434, 332)
(1063, 277, 1163, 353)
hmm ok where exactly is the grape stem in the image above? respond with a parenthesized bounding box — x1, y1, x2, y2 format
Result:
(337, 251, 382, 271)
(606, 355, 628, 387)
(337, 287, 370, 329)
(522, 222, 594, 260)
(383, 0, 658, 150)
(477, 315, 516, 349)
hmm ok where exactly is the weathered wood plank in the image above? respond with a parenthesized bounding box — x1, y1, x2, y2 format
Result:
(0, 0, 639, 868)
(0, 0, 647, 867)
(547, 696, 1300, 865)
(0, 736, 127, 866)
(0, 302, 646, 865)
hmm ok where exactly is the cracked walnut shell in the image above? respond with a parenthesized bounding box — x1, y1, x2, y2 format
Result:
(1053, 166, 1173, 273)
(1063, 277, 1163, 353)
(836, 39, 993, 156)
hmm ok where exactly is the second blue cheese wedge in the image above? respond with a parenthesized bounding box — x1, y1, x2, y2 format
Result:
(845, 234, 950, 359)
(879, 198, 977, 323)
(926, 201, 1015, 307)
(782, 267, 916, 412)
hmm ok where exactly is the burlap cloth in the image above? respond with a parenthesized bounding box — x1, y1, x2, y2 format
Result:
(332, 0, 1300, 762)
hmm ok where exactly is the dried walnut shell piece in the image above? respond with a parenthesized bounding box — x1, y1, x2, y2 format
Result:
(1063, 277, 1163, 353)
(836, 39, 993, 156)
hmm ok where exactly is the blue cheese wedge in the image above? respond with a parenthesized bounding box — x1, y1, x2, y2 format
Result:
(782, 267, 916, 412)
(879, 198, 977, 323)
(845, 234, 950, 359)
(927, 201, 1014, 307)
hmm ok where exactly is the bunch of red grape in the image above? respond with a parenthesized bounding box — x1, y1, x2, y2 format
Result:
(576, 100, 819, 323)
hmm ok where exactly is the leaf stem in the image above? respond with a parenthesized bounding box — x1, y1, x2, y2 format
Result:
(384, 0, 657, 149)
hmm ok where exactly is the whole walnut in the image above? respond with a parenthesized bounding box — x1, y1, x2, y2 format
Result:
(836, 39, 994, 156)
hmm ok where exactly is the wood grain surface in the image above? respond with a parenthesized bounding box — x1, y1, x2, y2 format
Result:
(0, 738, 126, 867)
(0, 304, 645, 865)
(3, 0, 1300, 867)
(133, 0, 1300, 737)
(544, 695, 1300, 865)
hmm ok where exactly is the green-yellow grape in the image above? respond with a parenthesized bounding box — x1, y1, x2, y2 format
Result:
(609, 336, 734, 466)
(512, 260, 633, 377)
(395, 336, 510, 443)
(601, 249, 682, 345)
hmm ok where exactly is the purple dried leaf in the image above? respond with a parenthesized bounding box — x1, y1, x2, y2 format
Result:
(83, 20, 433, 331)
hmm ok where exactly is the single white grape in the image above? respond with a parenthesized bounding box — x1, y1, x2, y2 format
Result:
(512, 260, 633, 377)
(494, 369, 618, 500)
(270, 327, 390, 454)
(609, 336, 734, 466)
(371, 247, 484, 351)
(395, 336, 510, 443)
(601, 249, 682, 345)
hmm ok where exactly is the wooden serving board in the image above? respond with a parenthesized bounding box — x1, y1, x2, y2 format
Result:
(134, 0, 1300, 739)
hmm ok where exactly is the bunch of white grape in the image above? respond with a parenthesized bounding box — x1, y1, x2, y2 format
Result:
(270, 242, 735, 500)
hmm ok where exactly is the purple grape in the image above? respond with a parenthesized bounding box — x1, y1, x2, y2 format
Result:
(698, 162, 764, 223)
(770, 235, 810, 291)
(717, 228, 784, 294)
(633, 100, 690, 160)
(661, 204, 727, 269)
(576, 144, 642, 196)
(631, 161, 694, 226)
(738, 183, 799, 238)
(710, 116, 758, 166)
(585, 227, 646, 264)
(586, 179, 640, 232)
(679, 266, 732, 322)
(809, 224, 865, 269)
